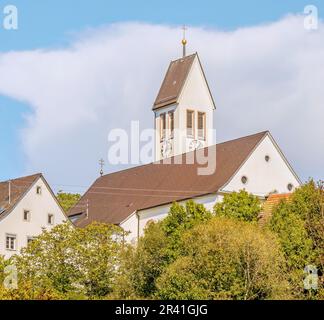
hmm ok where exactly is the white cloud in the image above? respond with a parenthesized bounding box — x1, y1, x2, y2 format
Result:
(0, 17, 323, 191)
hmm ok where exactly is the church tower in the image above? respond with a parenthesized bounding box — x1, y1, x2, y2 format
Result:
(153, 47, 216, 161)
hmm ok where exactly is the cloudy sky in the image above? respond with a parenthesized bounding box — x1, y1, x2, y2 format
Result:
(0, 0, 323, 194)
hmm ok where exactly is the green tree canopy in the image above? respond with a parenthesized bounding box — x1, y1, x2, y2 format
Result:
(56, 192, 81, 212)
(156, 217, 289, 300)
(288, 181, 324, 270)
(4, 222, 127, 300)
(269, 181, 324, 298)
(214, 190, 261, 222)
(113, 201, 212, 299)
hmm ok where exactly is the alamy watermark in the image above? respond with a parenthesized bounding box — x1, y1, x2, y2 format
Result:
(2, 4, 18, 30)
(2, 264, 18, 290)
(304, 265, 319, 291)
(304, 5, 319, 30)
(107, 121, 217, 176)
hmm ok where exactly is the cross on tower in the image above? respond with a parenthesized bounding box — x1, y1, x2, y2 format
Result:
(99, 158, 105, 177)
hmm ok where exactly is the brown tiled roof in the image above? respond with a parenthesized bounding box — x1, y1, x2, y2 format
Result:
(153, 54, 196, 110)
(0, 173, 42, 217)
(259, 193, 292, 226)
(69, 131, 268, 227)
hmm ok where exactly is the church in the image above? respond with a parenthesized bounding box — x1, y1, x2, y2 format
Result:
(68, 40, 301, 243)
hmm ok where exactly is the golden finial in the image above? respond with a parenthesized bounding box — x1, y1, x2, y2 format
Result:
(182, 25, 187, 57)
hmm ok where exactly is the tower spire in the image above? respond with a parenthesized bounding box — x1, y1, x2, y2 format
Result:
(182, 25, 187, 57)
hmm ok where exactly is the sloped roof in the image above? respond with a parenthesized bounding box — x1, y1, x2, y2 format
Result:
(69, 131, 268, 227)
(259, 193, 292, 226)
(153, 54, 196, 110)
(0, 173, 42, 217)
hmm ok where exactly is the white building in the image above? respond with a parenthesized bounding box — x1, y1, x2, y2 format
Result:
(69, 52, 301, 243)
(0, 173, 67, 258)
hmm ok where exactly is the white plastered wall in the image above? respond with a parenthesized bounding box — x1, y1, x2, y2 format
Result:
(0, 177, 67, 259)
(120, 193, 223, 242)
(222, 134, 301, 196)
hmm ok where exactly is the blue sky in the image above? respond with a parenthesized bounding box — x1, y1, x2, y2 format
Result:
(0, 0, 323, 186)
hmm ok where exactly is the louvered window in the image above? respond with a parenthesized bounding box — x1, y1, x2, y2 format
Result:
(169, 111, 174, 138)
(198, 112, 206, 140)
(187, 110, 194, 137)
(160, 113, 166, 141)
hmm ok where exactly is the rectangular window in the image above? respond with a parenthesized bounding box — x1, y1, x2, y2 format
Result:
(48, 214, 54, 225)
(36, 186, 42, 195)
(168, 111, 174, 138)
(6, 234, 17, 251)
(186, 110, 194, 137)
(198, 112, 206, 140)
(27, 237, 35, 245)
(160, 113, 166, 141)
(23, 210, 30, 222)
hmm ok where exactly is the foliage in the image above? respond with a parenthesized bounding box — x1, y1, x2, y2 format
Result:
(56, 192, 81, 212)
(156, 217, 289, 300)
(289, 181, 324, 270)
(6, 222, 127, 300)
(0, 183, 322, 300)
(112, 221, 168, 299)
(269, 181, 324, 299)
(113, 201, 212, 299)
(214, 190, 261, 222)
(162, 201, 212, 260)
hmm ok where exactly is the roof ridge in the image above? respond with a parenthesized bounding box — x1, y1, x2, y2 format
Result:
(0, 172, 42, 184)
(170, 53, 197, 63)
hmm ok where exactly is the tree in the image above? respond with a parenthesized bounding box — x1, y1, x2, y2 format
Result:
(113, 201, 212, 299)
(214, 190, 261, 222)
(156, 217, 289, 300)
(162, 201, 212, 260)
(269, 181, 324, 299)
(10, 222, 126, 299)
(57, 192, 81, 212)
(112, 221, 169, 299)
(0, 255, 6, 283)
(289, 181, 324, 271)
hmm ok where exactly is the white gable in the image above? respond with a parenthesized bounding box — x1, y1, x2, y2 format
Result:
(221, 133, 301, 196)
(178, 55, 215, 111)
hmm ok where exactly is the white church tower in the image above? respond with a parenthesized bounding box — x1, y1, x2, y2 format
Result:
(153, 35, 216, 161)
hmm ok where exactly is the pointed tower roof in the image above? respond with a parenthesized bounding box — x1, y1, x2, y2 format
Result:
(153, 53, 216, 110)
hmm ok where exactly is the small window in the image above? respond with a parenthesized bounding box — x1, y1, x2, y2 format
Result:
(160, 113, 166, 141)
(198, 112, 206, 140)
(241, 176, 248, 185)
(48, 214, 54, 225)
(6, 234, 17, 251)
(287, 183, 294, 192)
(168, 111, 174, 138)
(36, 186, 42, 195)
(27, 237, 35, 245)
(23, 210, 30, 222)
(186, 110, 194, 137)
(265, 155, 270, 162)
